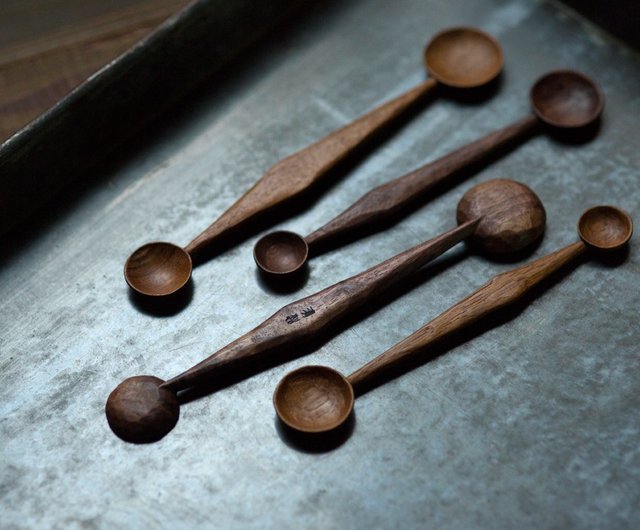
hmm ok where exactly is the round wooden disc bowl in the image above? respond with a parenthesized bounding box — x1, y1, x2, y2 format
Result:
(273, 366, 354, 434)
(105, 376, 179, 443)
(124, 242, 192, 297)
(456, 178, 546, 254)
(424, 27, 503, 88)
(253, 231, 309, 275)
(578, 206, 633, 250)
(530, 70, 604, 128)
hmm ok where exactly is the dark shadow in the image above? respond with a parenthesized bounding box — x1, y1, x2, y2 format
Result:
(175, 247, 470, 406)
(438, 73, 503, 105)
(274, 412, 355, 453)
(127, 278, 194, 316)
(544, 118, 602, 145)
(255, 264, 310, 294)
(589, 243, 631, 268)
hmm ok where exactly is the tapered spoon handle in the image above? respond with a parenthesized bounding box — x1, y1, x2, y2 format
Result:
(305, 114, 539, 248)
(163, 218, 478, 391)
(184, 79, 437, 256)
(347, 240, 586, 390)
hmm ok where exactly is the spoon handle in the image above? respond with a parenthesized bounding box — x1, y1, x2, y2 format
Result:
(305, 114, 539, 248)
(347, 240, 586, 391)
(183, 79, 437, 256)
(163, 218, 478, 391)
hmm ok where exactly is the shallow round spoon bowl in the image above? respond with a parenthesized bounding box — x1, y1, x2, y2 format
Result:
(125, 242, 192, 296)
(578, 206, 633, 250)
(254, 231, 309, 275)
(274, 366, 354, 433)
(425, 27, 503, 88)
(531, 70, 604, 128)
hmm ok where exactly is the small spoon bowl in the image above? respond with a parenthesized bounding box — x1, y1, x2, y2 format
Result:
(530, 70, 604, 128)
(125, 242, 192, 297)
(424, 27, 503, 88)
(274, 366, 354, 434)
(254, 231, 309, 275)
(105, 375, 179, 443)
(578, 206, 633, 251)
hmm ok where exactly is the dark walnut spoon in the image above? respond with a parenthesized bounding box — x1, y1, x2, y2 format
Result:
(106, 178, 542, 443)
(274, 206, 633, 435)
(124, 26, 503, 297)
(254, 70, 603, 279)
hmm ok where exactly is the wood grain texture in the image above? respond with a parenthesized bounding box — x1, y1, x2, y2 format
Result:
(0, 0, 188, 141)
(347, 241, 587, 391)
(304, 115, 539, 248)
(183, 78, 437, 256)
(163, 220, 478, 391)
(347, 203, 634, 392)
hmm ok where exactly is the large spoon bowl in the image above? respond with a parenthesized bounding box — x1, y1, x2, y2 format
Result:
(106, 375, 179, 443)
(530, 70, 604, 128)
(125, 242, 192, 296)
(424, 26, 503, 88)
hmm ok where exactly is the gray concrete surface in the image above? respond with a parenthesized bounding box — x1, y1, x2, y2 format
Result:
(1, 0, 639, 528)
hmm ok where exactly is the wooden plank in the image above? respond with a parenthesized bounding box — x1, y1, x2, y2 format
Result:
(0, 0, 189, 141)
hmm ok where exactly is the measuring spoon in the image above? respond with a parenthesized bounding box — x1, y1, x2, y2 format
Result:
(124, 27, 503, 297)
(274, 206, 632, 435)
(106, 178, 542, 443)
(254, 70, 603, 278)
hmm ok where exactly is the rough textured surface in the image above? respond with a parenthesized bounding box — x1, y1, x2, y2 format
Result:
(1, 0, 639, 528)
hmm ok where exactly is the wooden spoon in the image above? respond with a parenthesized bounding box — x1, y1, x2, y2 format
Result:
(124, 26, 503, 297)
(254, 70, 603, 278)
(274, 206, 632, 434)
(106, 178, 542, 443)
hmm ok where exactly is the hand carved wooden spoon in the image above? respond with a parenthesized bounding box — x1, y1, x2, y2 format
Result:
(124, 27, 503, 297)
(254, 70, 603, 278)
(274, 206, 632, 435)
(106, 178, 542, 443)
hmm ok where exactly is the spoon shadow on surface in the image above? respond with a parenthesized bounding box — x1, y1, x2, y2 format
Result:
(272, 206, 632, 442)
(128, 277, 195, 316)
(254, 70, 604, 290)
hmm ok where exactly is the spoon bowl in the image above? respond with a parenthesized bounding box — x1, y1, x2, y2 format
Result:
(124, 242, 192, 297)
(254, 231, 309, 275)
(578, 205, 633, 251)
(530, 70, 604, 128)
(424, 27, 503, 88)
(274, 366, 354, 434)
(456, 178, 546, 254)
(105, 376, 179, 443)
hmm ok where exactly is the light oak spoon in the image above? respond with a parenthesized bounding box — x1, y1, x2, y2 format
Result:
(105, 178, 542, 443)
(254, 70, 603, 279)
(274, 206, 633, 435)
(124, 26, 503, 297)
